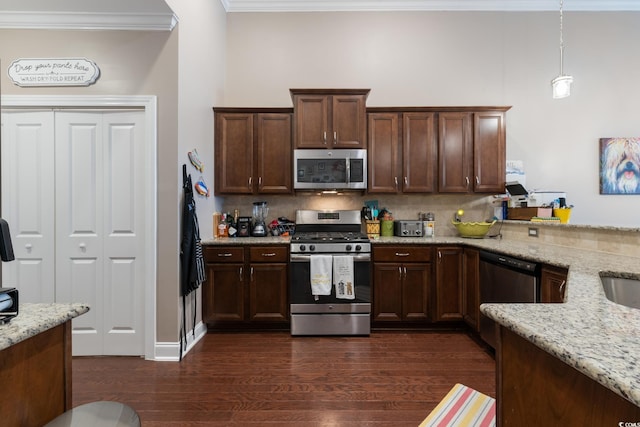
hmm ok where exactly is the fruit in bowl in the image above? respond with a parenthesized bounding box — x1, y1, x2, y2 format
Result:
(451, 220, 496, 238)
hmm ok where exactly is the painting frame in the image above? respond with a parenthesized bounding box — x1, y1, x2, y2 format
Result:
(599, 137, 640, 195)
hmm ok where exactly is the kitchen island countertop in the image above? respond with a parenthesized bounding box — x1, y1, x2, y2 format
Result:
(0, 302, 90, 351)
(203, 233, 640, 407)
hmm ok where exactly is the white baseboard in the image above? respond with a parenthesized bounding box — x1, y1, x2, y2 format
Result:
(152, 321, 207, 362)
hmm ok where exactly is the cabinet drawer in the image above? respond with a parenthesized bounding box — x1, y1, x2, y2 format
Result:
(204, 246, 244, 263)
(373, 245, 432, 262)
(249, 246, 288, 262)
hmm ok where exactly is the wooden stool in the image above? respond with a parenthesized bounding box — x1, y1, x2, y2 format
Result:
(44, 401, 140, 427)
(419, 383, 496, 427)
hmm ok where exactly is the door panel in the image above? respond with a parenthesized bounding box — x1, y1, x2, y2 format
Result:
(101, 113, 145, 355)
(1, 112, 56, 303)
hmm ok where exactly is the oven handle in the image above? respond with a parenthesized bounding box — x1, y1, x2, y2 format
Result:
(290, 254, 371, 262)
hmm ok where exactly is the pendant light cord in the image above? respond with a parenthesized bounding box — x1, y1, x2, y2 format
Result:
(559, 0, 565, 75)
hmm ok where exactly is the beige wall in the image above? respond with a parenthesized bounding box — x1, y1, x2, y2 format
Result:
(0, 28, 181, 343)
(222, 11, 640, 228)
(165, 0, 227, 343)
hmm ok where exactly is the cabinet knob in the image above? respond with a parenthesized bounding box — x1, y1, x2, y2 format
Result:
(465, 177, 470, 188)
(323, 131, 327, 145)
(25, 243, 32, 253)
(475, 176, 480, 185)
(333, 131, 337, 145)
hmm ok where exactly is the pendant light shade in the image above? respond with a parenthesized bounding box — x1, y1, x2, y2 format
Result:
(551, 0, 573, 99)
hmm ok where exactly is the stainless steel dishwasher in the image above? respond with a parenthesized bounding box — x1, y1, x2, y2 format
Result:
(479, 250, 540, 349)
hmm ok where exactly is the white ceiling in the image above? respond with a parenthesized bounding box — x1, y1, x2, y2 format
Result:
(221, 0, 640, 12)
(0, 0, 639, 31)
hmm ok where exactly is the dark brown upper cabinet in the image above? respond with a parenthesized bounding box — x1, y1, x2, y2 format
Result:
(291, 89, 369, 149)
(214, 108, 293, 195)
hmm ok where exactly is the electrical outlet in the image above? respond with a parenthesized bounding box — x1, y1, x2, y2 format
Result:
(528, 227, 539, 238)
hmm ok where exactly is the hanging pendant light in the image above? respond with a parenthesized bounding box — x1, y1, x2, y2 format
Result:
(552, 0, 573, 99)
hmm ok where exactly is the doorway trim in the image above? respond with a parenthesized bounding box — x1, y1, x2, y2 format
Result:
(1, 94, 157, 360)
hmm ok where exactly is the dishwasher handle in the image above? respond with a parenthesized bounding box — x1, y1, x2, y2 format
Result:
(479, 250, 538, 275)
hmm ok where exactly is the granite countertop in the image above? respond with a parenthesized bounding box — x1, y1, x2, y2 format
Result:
(470, 238, 640, 408)
(204, 233, 640, 407)
(0, 303, 90, 351)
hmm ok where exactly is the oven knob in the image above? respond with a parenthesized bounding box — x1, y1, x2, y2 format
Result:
(309, 245, 316, 252)
(299, 245, 306, 252)
(355, 245, 362, 251)
(346, 245, 352, 252)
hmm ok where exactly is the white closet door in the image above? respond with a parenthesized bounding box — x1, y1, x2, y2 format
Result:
(1, 111, 56, 303)
(55, 111, 145, 356)
(101, 111, 145, 356)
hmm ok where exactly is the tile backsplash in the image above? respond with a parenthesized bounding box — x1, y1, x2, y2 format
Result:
(219, 193, 497, 236)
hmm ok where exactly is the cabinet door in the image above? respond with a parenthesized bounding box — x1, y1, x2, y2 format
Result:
(215, 113, 254, 194)
(540, 265, 568, 303)
(474, 111, 505, 193)
(368, 113, 400, 193)
(403, 112, 437, 193)
(438, 112, 472, 193)
(202, 263, 245, 324)
(373, 263, 403, 322)
(435, 246, 463, 321)
(332, 94, 367, 148)
(463, 248, 480, 331)
(293, 95, 329, 148)
(256, 113, 292, 194)
(249, 263, 288, 322)
(402, 263, 431, 321)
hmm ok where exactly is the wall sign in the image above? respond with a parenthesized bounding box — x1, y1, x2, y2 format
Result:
(7, 58, 100, 87)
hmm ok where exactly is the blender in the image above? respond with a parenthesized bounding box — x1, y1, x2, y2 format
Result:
(251, 201, 268, 236)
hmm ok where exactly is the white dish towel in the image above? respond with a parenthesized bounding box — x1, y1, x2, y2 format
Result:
(310, 255, 333, 296)
(333, 255, 355, 300)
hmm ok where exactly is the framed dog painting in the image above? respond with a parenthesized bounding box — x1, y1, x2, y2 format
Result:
(600, 137, 640, 194)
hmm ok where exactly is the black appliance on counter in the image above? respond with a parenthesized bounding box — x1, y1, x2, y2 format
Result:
(236, 217, 252, 237)
(0, 219, 17, 324)
(289, 209, 371, 336)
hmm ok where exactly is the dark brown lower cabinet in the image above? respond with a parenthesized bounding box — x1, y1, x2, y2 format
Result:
(248, 246, 288, 322)
(434, 246, 463, 322)
(202, 245, 289, 329)
(498, 327, 640, 425)
(540, 264, 569, 303)
(462, 247, 480, 331)
(372, 245, 432, 323)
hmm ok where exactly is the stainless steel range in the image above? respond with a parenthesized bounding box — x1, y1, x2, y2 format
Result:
(289, 210, 371, 336)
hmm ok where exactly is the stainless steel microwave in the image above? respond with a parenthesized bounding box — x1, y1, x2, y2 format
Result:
(294, 149, 367, 190)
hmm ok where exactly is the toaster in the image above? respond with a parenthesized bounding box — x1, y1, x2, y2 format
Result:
(394, 220, 423, 237)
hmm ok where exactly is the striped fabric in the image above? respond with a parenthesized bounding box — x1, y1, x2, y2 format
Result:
(419, 383, 496, 427)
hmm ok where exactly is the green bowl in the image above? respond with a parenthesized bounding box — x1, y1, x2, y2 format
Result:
(451, 220, 496, 238)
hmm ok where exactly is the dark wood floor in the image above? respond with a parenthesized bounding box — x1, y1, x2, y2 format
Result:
(72, 331, 495, 426)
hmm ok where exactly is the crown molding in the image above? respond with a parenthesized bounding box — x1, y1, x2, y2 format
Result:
(0, 11, 177, 31)
(221, 0, 640, 12)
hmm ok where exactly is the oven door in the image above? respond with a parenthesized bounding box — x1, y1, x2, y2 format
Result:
(289, 253, 371, 309)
